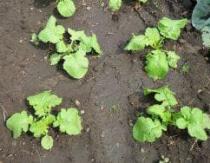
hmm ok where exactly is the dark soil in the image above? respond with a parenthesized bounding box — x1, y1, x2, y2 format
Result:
(1, 0, 210, 163)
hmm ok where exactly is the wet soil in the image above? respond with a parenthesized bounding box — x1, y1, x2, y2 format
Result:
(0, 0, 210, 163)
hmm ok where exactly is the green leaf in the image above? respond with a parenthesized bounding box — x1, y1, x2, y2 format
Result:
(49, 53, 62, 65)
(6, 111, 33, 139)
(27, 91, 62, 117)
(145, 50, 169, 80)
(144, 86, 178, 107)
(147, 104, 172, 123)
(175, 106, 210, 141)
(133, 117, 164, 142)
(124, 35, 147, 51)
(166, 51, 180, 68)
(56, 41, 68, 53)
(53, 108, 83, 135)
(63, 50, 89, 79)
(158, 17, 188, 40)
(41, 135, 54, 150)
(109, 0, 122, 12)
(38, 16, 65, 44)
(144, 27, 162, 48)
(30, 114, 55, 138)
(57, 0, 76, 17)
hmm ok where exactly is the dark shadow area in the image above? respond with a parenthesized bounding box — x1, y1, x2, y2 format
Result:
(33, 0, 55, 8)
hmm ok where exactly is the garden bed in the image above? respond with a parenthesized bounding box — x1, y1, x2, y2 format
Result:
(1, 0, 210, 162)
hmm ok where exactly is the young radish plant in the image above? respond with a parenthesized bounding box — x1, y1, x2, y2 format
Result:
(6, 91, 83, 150)
(125, 17, 187, 80)
(32, 16, 102, 79)
(132, 86, 210, 143)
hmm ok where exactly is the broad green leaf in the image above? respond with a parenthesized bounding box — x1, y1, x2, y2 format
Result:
(145, 50, 169, 80)
(63, 50, 89, 79)
(144, 86, 178, 107)
(147, 104, 171, 123)
(30, 114, 55, 138)
(166, 51, 180, 68)
(133, 117, 164, 142)
(6, 111, 33, 139)
(53, 108, 83, 135)
(109, 0, 122, 12)
(27, 91, 62, 117)
(56, 41, 68, 53)
(175, 106, 210, 141)
(145, 27, 162, 48)
(124, 35, 147, 51)
(158, 17, 188, 40)
(49, 53, 62, 65)
(41, 135, 54, 150)
(38, 16, 65, 44)
(57, 0, 76, 17)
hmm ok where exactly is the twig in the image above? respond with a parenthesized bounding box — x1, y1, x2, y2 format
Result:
(0, 103, 7, 122)
(190, 140, 197, 151)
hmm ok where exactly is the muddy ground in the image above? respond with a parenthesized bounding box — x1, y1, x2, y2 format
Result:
(1, 0, 210, 163)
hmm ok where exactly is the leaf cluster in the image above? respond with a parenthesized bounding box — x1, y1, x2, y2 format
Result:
(32, 16, 102, 79)
(6, 91, 83, 150)
(125, 17, 187, 80)
(57, 0, 76, 18)
(133, 86, 210, 142)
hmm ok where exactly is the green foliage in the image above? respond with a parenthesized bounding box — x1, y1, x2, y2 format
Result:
(6, 91, 83, 150)
(30, 114, 55, 138)
(145, 50, 169, 80)
(41, 135, 54, 150)
(133, 86, 210, 143)
(158, 17, 188, 40)
(175, 106, 210, 141)
(38, 16, 65, 44)
(27, 91, 62, 117)
(133, 117, 165, 142)
(192, 0, 210, 47)
(53, 108, 83, 135)
(109, 0, 122, 12)
(166, 51, 180, 69)
(144, 86, 178, 107)
(33, 16, 102, 79)
(57, 0, 76, 17)
(63, 50, 89, 79)
(6, 111, 33, 139)
(124, 35, 147, 51)
(125, 17, 184, 80)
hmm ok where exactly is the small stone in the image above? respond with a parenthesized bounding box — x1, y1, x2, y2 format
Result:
(80, 110, 85, 114)
(75, 100, 81, 107)
(30, 7, 34, 11)
(101, 131, 105, 138)
(19, 39, 23, 43)
(91, 158, 95, 162)
(87, 6, 91, 10)
(86, 127, 90, 133)
(140, 148, 145, 153)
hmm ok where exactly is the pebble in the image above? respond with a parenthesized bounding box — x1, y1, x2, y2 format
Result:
(101, 131, 105, 138)
(140, 148, 145, 153)
(86, 127, 90, 133)
(80, 110, 85, 114)
(87, 6, 91, 10)
(75, 100, 81, 107)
